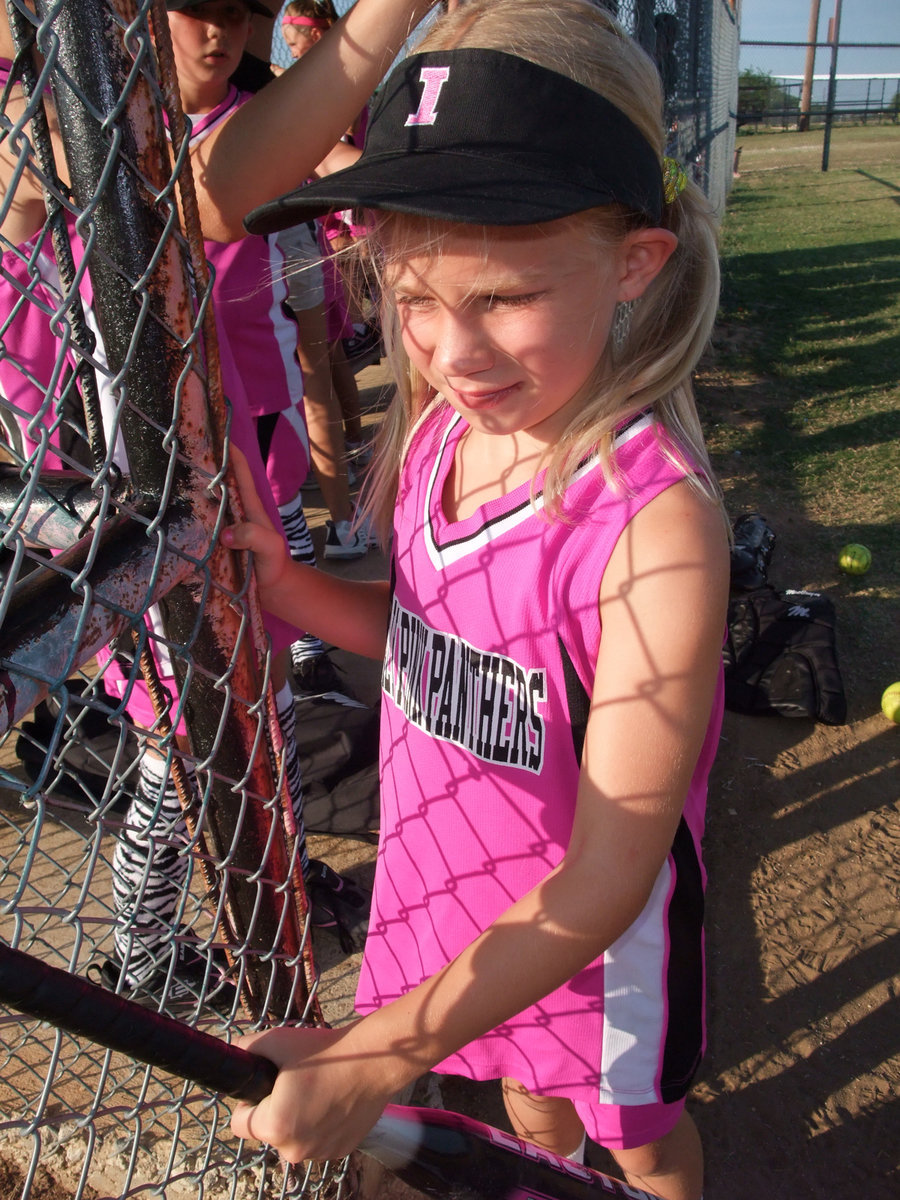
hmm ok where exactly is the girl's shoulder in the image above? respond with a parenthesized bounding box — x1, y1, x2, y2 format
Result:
(607, 410, 720, 515)
(564, 414, 691, 514)
(549, 415, 719, 577)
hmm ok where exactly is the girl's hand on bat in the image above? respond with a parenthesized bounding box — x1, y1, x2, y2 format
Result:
(229, 1021, 396, 1163)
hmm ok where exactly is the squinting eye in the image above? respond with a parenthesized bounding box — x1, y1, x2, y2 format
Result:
(395, 294, 432, 309)
(488, 292, 543, 309)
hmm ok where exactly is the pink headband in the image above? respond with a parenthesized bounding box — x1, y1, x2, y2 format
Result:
(282, 15, 331, 28)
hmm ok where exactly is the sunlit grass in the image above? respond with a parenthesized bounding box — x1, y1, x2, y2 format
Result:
(697, 125, 899, 662)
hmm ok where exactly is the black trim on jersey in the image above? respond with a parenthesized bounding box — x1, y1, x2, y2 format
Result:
(434, 491, 537, 552)
(558, 636, 590, 767)
(387, 556, 397, 624)
(660, 817, 706, 1102)
(615, 407, 653, 439)
(426, 410, 655, 556)
(171, 85, 244, 147)
(280, 297, 301, 343)
(426, 417, 538, 550)
(255, 410, 278, 463)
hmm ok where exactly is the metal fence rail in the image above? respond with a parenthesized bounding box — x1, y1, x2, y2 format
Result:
(0, 1, 332, 1196)
(737, 75, 900, 128)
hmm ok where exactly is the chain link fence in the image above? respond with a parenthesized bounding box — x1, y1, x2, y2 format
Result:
(0, 1, 739, 1198)
(613, 0, 740, 217)
(0, 1, 340, 1196)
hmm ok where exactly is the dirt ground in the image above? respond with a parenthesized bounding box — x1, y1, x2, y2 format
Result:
(684, 336, 899, 1198)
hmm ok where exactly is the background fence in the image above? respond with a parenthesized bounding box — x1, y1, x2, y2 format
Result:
(737, 73, 900, 129)
(0, 2, 739, 1198)
(657, 0, 739, 218)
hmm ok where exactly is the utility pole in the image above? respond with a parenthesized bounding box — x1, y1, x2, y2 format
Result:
(799, 0, 821, 131)
(822, 0, 843, 170)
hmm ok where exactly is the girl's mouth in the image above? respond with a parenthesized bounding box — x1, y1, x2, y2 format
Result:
(451, 384, 519, 411)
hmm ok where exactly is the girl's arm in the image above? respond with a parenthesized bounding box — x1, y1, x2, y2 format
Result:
(223, 447, 390, 659)
(194, 0, 436, 241)
(0, 12, 66, 245)
(230, 479, 730, 1162)
(313, 138, 362, 178)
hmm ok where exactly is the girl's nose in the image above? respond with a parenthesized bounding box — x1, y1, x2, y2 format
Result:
(432, 310, 493, 378)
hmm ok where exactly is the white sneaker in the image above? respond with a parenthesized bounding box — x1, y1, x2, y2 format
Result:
(323, 518, 369, 560)
(354, 513, 381, 550)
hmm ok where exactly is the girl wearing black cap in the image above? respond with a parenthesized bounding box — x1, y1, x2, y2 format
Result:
(225, 3, 726, 1196)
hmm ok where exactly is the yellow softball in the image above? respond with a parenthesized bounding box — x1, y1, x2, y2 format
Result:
(838, 543, 871, 575)
(881, 683, 900, 724)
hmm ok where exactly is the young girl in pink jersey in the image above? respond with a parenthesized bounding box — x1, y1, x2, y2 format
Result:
(224, 2, 727, 1196)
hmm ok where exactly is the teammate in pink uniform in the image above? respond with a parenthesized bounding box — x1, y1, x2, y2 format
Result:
(280, 0, 377, 539)
(231, 2, 727, 1195)
(1, 0, 439, 992)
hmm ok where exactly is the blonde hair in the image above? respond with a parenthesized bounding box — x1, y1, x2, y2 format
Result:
(283, 0, 338, 22)
(358, 0, 723, 539)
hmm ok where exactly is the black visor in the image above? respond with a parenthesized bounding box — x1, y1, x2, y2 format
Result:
(245, 48, 664, 235)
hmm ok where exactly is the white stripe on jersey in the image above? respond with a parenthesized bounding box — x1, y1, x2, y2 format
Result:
(597, 858, 672, 1105)
(264, 234, 305, 408)
(422, 409, 654, 571)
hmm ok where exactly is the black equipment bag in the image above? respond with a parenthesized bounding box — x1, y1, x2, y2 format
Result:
(724, 586, 847, 724)
(723, 514, 848, 725)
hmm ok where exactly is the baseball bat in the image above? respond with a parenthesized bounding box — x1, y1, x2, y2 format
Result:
(0, 942, 659, 1200)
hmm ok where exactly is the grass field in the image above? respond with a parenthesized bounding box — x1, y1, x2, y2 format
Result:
(733, 123, 900, 172)
(698, 123, 899, 688)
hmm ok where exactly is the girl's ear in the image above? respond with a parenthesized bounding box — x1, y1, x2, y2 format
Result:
(617, 228, 678, 303)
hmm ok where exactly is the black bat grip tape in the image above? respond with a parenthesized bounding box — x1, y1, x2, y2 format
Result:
(0, 943, 278, 1104)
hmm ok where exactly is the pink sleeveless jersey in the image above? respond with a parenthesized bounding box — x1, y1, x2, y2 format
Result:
(0, 59, 72, 468)
(357, 405, 724, 1108)
(181, 88, 310, 497)
(0, 229, 75, 471)
(0, 83, 296, 718)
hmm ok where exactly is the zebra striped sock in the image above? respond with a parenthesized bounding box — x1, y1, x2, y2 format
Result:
(275, 681, 310, 878)
(291, 634, 324, 672)
(112, 754, 194, 987)
(278, 491, 325, 664)
(278, 491, 316, 566)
